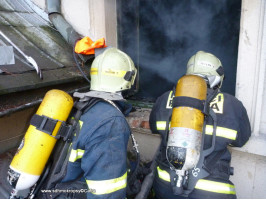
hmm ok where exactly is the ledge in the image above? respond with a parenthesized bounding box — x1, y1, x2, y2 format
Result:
(230, 134, 266, 157)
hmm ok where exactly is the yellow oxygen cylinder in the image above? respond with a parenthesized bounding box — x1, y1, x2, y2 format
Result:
(166, 75, 207, 193)
(7, 89, 73, 191)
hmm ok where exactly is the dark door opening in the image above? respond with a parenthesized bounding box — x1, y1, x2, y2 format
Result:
(118, 0, 241, 101)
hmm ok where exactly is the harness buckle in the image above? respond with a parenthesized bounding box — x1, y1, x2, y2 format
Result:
(30, 114, 73, 141)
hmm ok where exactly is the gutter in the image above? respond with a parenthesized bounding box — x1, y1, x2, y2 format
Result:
(0, 86, 90, 118)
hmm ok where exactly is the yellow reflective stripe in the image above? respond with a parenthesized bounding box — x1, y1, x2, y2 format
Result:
(157, 166, 170, 182)
(86, 172, 127, 195)
(70, 118, 83, 136)
(90, 68, 98, 75)
(205, 125, 237, 140)
(156, 168, 235, 195)
(156, 121, 171, 131)
(69, 149, 85, 162)
(79, 120, 83, 128)
(156, 121, 167, 130)
(195, 179, 236, 194)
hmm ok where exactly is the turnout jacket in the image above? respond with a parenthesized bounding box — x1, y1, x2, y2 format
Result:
(149, 89, 251, 199)
(61, 100, 131, 198)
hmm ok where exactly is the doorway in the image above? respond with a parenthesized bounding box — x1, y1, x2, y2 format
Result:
(117, 0, 241, 101)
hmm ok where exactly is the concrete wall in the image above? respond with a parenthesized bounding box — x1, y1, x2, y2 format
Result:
(230, 149, 266, 199)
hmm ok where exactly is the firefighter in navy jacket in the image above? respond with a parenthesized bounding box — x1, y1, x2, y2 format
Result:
(60, 48, 137, 198)
(149, 51, 251, 199)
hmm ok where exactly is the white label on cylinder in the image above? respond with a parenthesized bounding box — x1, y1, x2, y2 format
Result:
(167, 127, 202, 151)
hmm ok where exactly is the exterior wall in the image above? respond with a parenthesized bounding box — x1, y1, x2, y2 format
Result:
(236, 0, 266, 155)
(22, 0, 266, 198)
(259, 3, 266, 134)
(233, 1, 266, 197)
(230, 149, 266, 199)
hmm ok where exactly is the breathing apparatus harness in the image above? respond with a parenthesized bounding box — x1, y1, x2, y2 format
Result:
(26, 96, 140, 199)
(157, 87, 220, 197)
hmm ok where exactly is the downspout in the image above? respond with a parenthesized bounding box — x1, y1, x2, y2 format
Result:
(46, 0, 80, 47)
(46, 0, 92, 62)
(46, 0, 93, 84)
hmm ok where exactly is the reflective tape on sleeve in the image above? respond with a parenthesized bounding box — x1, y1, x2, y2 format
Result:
(68, 120, 84, 162)
(156, 121, 171, 131)
(205, 125, 237, 140)
(86, 172, 127, 195)
(195, 179, 236, 194)
(157, 166, 170, 182)
(156, 121, 167, 131)
(79, 120, 83, 128)
(69, 149, 85, 162)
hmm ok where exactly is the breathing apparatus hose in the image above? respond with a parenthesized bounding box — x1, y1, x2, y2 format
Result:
(128, 133, 140, 184)
(135, 142, 161, 199)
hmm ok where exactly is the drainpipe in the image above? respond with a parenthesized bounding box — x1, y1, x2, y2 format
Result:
(46, 0, 80, 47)
(46, 0, 92, 61)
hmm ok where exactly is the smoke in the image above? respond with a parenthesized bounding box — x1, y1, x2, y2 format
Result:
(118, 0, 241, 100)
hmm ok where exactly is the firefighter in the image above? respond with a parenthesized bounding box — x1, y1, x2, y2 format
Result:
(48, 47, 137, 198)
(149, 51, 251, 199)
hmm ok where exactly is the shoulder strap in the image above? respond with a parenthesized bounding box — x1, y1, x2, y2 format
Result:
(182, 89, 219, 196)
(36, 98, 102, 197)
(163, 88, 219, 197)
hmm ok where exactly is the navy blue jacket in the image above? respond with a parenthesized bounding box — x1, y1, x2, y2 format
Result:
(62, 100, 131, 198)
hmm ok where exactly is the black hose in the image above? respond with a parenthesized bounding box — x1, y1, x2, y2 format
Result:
(73, 46, 91, 84)
(135, 143, 161, 199)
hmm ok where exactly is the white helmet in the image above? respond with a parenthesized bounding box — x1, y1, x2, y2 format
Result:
(186, 51, 224, 88)
(90, 48, 137, 93)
